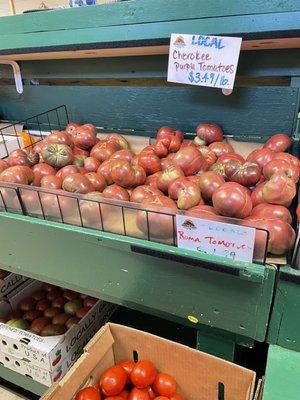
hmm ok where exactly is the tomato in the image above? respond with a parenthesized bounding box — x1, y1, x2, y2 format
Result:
(173, 146, 208, 176)
(73, 146, 90, 157)
(168, 177, 203, 210)
(273, 152, 300, 170)
(185, 205, 219, 220)
(7, 149, 33, 167)
(0, 166, 29, 185)
(263, 159, 299, 183)
(18, 297, 36, 311)
(83, 157, 101, 173)
(225, 160, 262, 187)
(111, 160, 146, 188)
(217, 153, 245, 164)
(41, 175, 62, 190)
(197, 171, 225, 202)
(111, 149, 136, 163)
(56, 165, 79, 180)
(105, 397, 124, 400)
(65, 122, 81, 136)
(250, 204, 292, 224)
(130, 186, 163, 203)
(208, 142, 233, 158)
(91, 141, 121, 162)
(212, 182, 252, 218)
(146, 387, 156, 400)
(32, 163, 56, 186)
(145, 172, 161, 188)
(102, 184, 130, 201)
(169, 394, 183, 400)
(153, 397, 169, 400)
(63, 173, 94, 194)
(157, 165, 184, 193)
(47, 131, 73, 147)
(85, 172, 107, 192)
(72, 125, 97, 150)
(263, 133, 291, 153)
(128, 388, 152, 400)
(209, 162, 227, 179)
(251, 182, 266, 207)
(119, 390, 130, 399)
(153, 373, 176, 397)
(155, 129, 183, 156)
(99, 365, 127, 396)
(41, 143, 73, 168)
(197, 146, 217, 167)
(106, 134, 129, 150)
(130, 360, 157, 389)
(97, 159, 114, 185)
(160, 157, 174, 171)
(156, 126, 175, 139)
(14, 166, 35, 184)
(119, 360, 135, 383)
(262, 173, 296, 207)
(30, 317, 51, 335)
(246, 148, 274, 168)
(244, 217, 295, 255)
(195, 122, 223, 145)
(0, 160, 9, 173)
(76, 386, 101, 400)
(73, 155, 87, 167)
(134, 150, 161, 175)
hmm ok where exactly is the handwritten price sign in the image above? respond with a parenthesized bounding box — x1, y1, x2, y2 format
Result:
(168, 34, 242, 90)
(176, 215, 255, 263)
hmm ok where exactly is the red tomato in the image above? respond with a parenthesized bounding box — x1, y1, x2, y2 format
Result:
(208, 142, 234, 158)
(97, 159, 114, 185)
(76, 386, 101, 400)
(153, 373, 177, 397)
(0, 159, 9, 173)
(119, 390, 130, 399)
(56, 165, 79, 180)
(197, 171, 225, 202)
(225, 160, 262, 187)
(65, 122, 81, 136)
(0, 166, 29, 185)
(153, 397, 169, 400)
(85, 172, 107, 192)
(84, 157, 101, 172)
(14, 166, 35, 184)
(72, 125, 97, 150)
(263, 159, 299, 183)
(130, 186, 163, 203)
(73, 155, 87, 167)
(185, 205, 219, 220)
(209, 162, 227, 179)
(217, 153, 245, 164)
(8, 149, 37, 167)
(41, 175, 62, 190)
(168, 177, 203, 210)
(273, 152, 300, 170)
(195, 123, 223, 145)
(212, 182, 253, 218)
(128, 388, 152, 400)
(41, 143, 73, 168)
(106, 134, 129, 150)
(251, 182, 267, 207)
(47, 131, 73, 147)
(73, 146, 90, 157)
(130, 360, 157, 389)
(99, 365, 127, 396)
(105, 397, 124, 400)
(157, 165, 184, 193)
(134, 150, 162, 175)
(263, 133, 291, 153)
(173, 146, 208, 176)
(146, 387, 156, 400)
(136, 195, 178, 239)
(91, 141, 121, 162)
(145, 172, 161, 188)
(246, 148, 274, 168)
(62, 173, 94, 194)
(32, 163, 56, 186)
(111, 149, 136, 163)
(111, 160, 146, 188)
(170, 394, 183, 400)
(262, 173, 296, 207)
(118, 360, 135, 383)
(197, 146, 217, 167)
(102, 184, 130, 201)
(250, 204, 292, 224)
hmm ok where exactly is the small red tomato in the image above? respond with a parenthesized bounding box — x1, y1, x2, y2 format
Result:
(153, 373, 176, 397)
(169, 394, 183, 400)
(76, 386, 101, 400)
(106, 397, 124, 400)
(119, 390, 130, 399)
(128, 388, 151, 400)
(130, 360, 157, 389)
(99, 365, 127, 396)
(119, 360, 135, 383)
(153, 397, 169, 400)
(263, 133, 291, 153)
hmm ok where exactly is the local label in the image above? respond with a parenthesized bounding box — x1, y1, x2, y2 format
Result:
(168, 34, 242, 90)
(176, 215, 255, 263)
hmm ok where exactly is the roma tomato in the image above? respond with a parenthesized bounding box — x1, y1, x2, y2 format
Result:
(263, 133, 291, 153)
(262, 173, 296, 207)
(102, 185, 130, 201)
(99, 365, 127, 396)
(168, 177, 203, 210)
(130, 185, 163, 203)
(212, 182, 252, 218)
(157, 165, 184, 193)
(263, 159, 299, 183)
(72, 125, 97, 150)
(128, 388, 152, 400)
(250, 204, 292, 224)
(41, 175, 62, 190)
(76, 386, 101, 400)
(118, 360, 135, 383)
(41, 143, 73, 168)
(153, 373, 177, 397)
(195, 123, 223, 145)
(130, 360, 157, 389)
(225, 160, 262, 187)
(62, 173, 94, 194)
(173, 146, 208, 176)
(246, 148, 274, 168)
(197, 171, 225, 202)
(208, 142, 234, 158)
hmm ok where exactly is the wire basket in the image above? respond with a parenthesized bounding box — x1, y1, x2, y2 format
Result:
(0, 106, 270, 264)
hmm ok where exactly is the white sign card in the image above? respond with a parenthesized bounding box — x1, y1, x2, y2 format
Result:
(168, 34, 242, 90)
(176, 215, 255, 263)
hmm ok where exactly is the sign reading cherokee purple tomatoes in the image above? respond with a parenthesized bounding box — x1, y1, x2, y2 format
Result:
(167, 34, 242, 90)
(176, 215, 255, 263)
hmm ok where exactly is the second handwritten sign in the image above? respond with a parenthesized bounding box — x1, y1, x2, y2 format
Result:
(168, 34, 242, 90)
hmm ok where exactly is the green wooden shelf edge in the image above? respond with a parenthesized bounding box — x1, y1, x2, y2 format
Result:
(0, 364, 47, 396)
(263, 345, 300, 400)
(0, 211, 276, 342)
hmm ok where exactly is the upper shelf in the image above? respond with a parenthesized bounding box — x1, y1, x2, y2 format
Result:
(0, 0, 299, 61)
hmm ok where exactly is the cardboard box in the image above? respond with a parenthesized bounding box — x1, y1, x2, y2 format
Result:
(0, 272, 27, 298)
(43, 323, 256, 400)
(0, 280, 117, 374)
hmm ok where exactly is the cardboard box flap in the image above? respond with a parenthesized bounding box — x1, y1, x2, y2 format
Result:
(109, 323, 256, 400)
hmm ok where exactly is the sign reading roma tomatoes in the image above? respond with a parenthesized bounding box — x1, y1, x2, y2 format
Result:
(176, 215, 255, 263)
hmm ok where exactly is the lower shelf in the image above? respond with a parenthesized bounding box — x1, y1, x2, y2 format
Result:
(0, 365, 47, 397)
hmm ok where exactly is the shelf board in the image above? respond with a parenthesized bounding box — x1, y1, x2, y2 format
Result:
(0, 365, 46, 397)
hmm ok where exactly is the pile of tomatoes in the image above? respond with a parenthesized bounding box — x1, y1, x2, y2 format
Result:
(0, 121, 298, 255)
(76, 359, 182, 400)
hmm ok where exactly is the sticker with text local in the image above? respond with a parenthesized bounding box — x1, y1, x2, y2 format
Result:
(176, 215, 255, 263)
(168, 34, 242, 90)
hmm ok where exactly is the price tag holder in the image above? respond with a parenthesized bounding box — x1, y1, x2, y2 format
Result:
(176, 215, 255, 263)
(168, 34, 242, 90)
